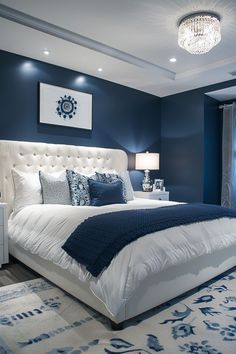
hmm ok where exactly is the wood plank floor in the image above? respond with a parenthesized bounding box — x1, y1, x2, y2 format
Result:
(0, 256, 39, 287)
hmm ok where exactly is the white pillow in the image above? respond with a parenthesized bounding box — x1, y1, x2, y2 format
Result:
(119, 171, 134, 201)
(12, 169, 42, 212)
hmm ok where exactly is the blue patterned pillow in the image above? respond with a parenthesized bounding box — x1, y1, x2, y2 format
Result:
(95, 172, 118, 183)
(66, 170, 91, 206)
(88, 179, 126, 206)
(95, 172, 127, 202)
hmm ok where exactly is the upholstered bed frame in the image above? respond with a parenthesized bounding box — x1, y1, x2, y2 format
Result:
(1, 139, 236, 326)
(0, 140, 128, 213)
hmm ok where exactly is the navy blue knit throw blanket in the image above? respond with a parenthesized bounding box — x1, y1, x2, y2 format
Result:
(62, 203, 236, 277)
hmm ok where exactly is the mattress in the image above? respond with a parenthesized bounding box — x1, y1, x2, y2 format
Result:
(8, 198, 236, 316)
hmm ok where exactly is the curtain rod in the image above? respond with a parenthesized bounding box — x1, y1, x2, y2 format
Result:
(219, 102, 235, 109)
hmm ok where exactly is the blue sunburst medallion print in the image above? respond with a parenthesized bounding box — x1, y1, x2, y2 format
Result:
(56, 95, 77, 119)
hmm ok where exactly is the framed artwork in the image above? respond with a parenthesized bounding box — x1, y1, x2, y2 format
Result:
(39, 83, 92, 130)
(153, 179, 164, 191)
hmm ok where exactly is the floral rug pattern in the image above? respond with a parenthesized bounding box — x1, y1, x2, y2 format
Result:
(0, 267, 236, 353)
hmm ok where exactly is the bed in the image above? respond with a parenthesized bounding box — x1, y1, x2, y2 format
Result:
(1, 139, 236, 328)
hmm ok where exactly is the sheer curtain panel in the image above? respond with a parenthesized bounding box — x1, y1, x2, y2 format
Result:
(221, 102, 236, 208)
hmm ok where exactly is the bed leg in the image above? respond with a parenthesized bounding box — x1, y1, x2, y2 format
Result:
(110, 320, 124, 331)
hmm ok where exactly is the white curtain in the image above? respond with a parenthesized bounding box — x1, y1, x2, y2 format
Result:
(221, 102, 236, 208)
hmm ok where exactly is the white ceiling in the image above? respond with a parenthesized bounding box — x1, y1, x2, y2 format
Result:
(1, 0, 236, 97)
(206, 86, 236, 101)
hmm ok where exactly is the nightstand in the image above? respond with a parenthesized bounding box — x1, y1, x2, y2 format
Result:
(0, 203, 8, 267)
(134, 191, 169, 201)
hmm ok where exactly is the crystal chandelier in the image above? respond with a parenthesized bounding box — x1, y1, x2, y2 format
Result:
(178, 12, 221, 54)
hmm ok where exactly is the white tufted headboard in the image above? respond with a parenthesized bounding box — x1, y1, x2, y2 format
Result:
(0, 140, 128, 212)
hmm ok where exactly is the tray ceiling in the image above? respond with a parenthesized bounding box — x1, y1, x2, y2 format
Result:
(0, 0, 236, 97)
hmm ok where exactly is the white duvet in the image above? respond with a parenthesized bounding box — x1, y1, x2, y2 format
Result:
(8, 199, 236, 316)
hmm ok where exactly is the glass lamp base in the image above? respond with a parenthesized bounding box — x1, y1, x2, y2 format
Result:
(142, 170, 153, 192)
(142, 183, 153, 192)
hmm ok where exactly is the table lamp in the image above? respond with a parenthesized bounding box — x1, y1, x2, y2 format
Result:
(135, 151, 159, 191)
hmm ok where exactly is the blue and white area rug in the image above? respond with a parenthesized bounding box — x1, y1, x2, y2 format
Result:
(0, 267, 236, 354)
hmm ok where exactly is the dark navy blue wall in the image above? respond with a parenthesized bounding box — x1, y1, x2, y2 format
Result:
(161, 79, 236, 203)
(0, 50, 161, 190)
(203, 95, 221, 205)
(161, 90, 204, 202)
(2, 50, 236, 200)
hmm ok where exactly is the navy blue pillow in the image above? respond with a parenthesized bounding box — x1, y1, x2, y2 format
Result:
(88, 179, 126, 206)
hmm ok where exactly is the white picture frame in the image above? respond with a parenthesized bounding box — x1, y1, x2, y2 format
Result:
(39, 82, 92, 130)
(153, 179, 164, 191)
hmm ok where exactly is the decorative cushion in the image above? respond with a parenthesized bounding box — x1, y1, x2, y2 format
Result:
(88, 179, 126, 206)
(119, 171, 134, 201)
(95, 171, 119, 183)
(96, 171, 134, 201)
(66, 170, 91, 206)
(12, 169, 42, 212)
(39, 171, 71, 205)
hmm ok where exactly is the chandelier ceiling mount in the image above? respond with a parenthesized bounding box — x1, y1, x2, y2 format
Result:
(178, 12, 221, 55)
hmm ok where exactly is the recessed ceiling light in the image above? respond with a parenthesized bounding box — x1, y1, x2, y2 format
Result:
(43, 48, 50, 56)
(169, 57, 177, 63)
(97, 67, 103, 72)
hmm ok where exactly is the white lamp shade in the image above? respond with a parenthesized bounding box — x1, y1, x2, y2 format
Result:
(135, 152, 159, 170)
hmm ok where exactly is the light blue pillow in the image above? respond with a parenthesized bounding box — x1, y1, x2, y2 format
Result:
(119, 171, 134, 201)
(39, 171, 71, 205)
